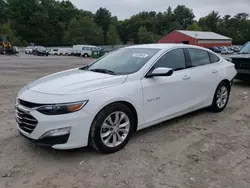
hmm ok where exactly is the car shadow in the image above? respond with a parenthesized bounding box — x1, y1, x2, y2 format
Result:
(133, 108, 208, 137)
(233, 79, 250, 87)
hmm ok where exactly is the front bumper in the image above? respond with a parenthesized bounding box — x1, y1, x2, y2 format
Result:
(16, 105, 94, 150)
(19, 130, 70, 147)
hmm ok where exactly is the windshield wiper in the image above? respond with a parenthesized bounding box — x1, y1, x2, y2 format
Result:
(79, 65, 90, 70)
(90, 68, 116, 75)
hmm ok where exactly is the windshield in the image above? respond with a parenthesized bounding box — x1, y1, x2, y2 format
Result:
(38, 46, 46, 51)
(85, 48, 160, 75)
(239, 42, 250, 54)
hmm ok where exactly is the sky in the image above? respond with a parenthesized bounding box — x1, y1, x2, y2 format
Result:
(69, 0, 250, 20)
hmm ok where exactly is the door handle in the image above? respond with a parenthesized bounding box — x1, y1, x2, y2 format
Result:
(182, 75, 191, 80)
(212, 69, 218, 73)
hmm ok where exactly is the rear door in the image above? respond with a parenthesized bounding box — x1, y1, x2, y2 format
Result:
(185, 48, 220, 107)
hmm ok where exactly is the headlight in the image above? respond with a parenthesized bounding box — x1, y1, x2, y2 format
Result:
(37, 101, 88, 115)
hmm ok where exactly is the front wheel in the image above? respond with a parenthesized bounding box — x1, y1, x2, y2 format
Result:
(89, 103, 135, 153)
(210, 82, 230, 112)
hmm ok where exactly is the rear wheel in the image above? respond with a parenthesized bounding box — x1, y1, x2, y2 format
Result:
(210, 82, 230, 112)
(83, 53, 88, 58)
(89, 103, 135, 153)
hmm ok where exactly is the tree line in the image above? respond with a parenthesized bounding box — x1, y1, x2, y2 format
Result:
(0, 0, 250, 46)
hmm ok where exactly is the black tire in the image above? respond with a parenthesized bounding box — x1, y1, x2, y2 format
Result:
(210, 81, 230, 112)
(83, 53, 88, 58)
(59, 53, 63, 56)
(89, 103, 135, 154)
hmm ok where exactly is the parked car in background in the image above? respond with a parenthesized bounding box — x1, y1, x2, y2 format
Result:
(32, 46, 49, 56)
(229, 41, 250, 81)
(73, 45, 100, 57)
(232, 46, 240, 52)
(15, 44, 236, 153)
(13, 46, 19, 54)
(50, 48, 73, 56)
(210, 46, 222, 53)
(49, 48, 59, 55)
(61, 48, 73, 56)
(25, 46, 35, 54)
(221, 47, 234, 54)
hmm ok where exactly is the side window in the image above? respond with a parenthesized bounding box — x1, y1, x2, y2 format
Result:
(83, 47, 90, 51)
(188, 48, 210, 67)
(209, 53, 220, 63)
(152, 49, 186, 71)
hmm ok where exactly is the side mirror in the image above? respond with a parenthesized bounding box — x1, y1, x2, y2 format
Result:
(146, 67, 173, 78)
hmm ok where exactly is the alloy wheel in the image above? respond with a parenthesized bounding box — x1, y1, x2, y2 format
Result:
(216, 86, 228, 108)
(100, 111, 130, 148)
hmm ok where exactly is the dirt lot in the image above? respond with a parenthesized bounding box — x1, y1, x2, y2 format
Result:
(0, 54, 250, 188)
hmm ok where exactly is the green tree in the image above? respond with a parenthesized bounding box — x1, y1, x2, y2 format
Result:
(187, 23, 202, 31)
(107, 24, 120, 45)
(0, 23, 26, 45)
(64, 16, 103, 45)
(173, 5, 195, 29)
(0, 0, 8, 23)
(7, 0, 42, 44)
(138, 26, 158, 44)
(94, 8, 112, 44)
(198, 11, 220, 32)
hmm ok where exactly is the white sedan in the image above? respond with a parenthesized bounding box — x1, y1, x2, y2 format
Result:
(15, 44, 237, 153)
(25, 46, 35, 54)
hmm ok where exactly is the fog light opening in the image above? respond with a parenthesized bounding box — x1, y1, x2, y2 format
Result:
(39, 127, 71, 139)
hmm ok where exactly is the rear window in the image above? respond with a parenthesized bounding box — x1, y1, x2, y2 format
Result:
(188, 48, 210, 67)
(209, 53, 220, 63)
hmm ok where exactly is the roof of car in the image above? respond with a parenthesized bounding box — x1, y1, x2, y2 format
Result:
(126, 43, 206, 50)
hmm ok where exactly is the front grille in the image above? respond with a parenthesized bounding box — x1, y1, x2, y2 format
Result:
(18, 99, 43, 108)
(232, 58, 250, 70)
(16, 108, 38, 134)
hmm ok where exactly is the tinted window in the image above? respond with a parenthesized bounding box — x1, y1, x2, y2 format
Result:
(209, 53, 220, 63)
(83, 47, 90, 50)
(86, 48, 160, 75)
(152, 49, 186, 71)
(188, 49, 210, 67)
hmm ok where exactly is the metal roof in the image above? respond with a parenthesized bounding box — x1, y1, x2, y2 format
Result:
(176, 30, 232, 40)
(126, 43, 212, 50)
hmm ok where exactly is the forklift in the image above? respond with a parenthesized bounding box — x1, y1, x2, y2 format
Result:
(0, 35, 17, 55)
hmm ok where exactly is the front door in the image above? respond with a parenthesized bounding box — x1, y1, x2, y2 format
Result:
(141, 48, 194, 124)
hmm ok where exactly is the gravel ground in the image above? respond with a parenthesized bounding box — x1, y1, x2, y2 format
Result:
(0, 54, 250, 188)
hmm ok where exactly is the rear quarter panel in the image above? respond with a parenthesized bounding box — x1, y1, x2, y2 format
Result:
(217, 60, 237, 82)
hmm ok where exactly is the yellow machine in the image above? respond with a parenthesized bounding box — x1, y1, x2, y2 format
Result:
(0, 35, 15, 54)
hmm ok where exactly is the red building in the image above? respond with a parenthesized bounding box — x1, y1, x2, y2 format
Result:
(158, 30, 232, 48)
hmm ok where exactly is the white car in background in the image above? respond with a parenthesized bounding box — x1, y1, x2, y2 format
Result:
(221, 47, 234, 54)
(15, 44, 236, 153)
(25, 46, 35, 54)
(49, 48, 73, 56)
(73, 45, 100, 57)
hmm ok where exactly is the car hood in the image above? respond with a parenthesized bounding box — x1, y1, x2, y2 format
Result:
(28, 69, 127, 95)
